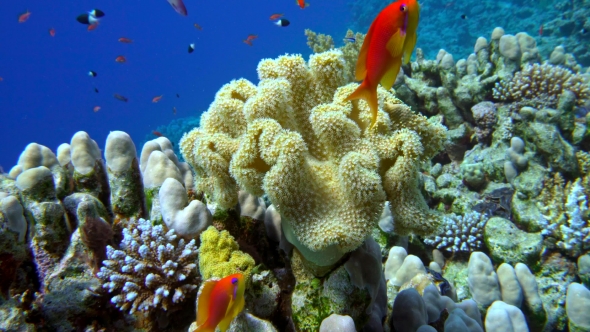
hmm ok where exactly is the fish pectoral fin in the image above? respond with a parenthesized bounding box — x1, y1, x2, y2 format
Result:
(402, 32, 417, 64)
(380, 57, 402, 91)
(386, 29, 406, 58)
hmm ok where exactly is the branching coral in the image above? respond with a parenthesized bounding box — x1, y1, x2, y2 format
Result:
(424, 211, 488, 253)
(493, 63, 590, 108)
(180, 50, 447, 268)
(97, 218, 199, 314)
(537, 173, 590, 257)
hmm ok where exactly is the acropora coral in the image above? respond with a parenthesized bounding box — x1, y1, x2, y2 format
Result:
(180, 50, 447, 267)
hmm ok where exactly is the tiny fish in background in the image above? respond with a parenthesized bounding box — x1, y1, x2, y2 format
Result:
(188, 43, 195, 53)
(269, 13, 284, 20)
(88, 23, 99, 31)
(118, 37, 133, 43)
(243, 39, 253, 46)
(173, 107, 177, 115)
(167, 0, 188, 16)
(0, 77, 3, 81)
(460, 14, 467, 19)
(93, 106, 101, 112)
(246, 34, 258, 41)
(194, 23, 203, 30)
(152, 130, 164, 137)
(343, 37, 356, 43)
(114, 94, 128, 102)
(18, 10, 31, 23)
(274, 19, 290, 27)
(581, 28, 588, 35)
(88, 71, 97, 77)
(296, 0, 310, 9)
(49, 28, 56, 37)
(539, 24, 543, 36)
(77, 9, 104, 25)
(176, 93, 180, 98)
(94, 87, 99, 93)
(152, 95, 163, 103)
(115, 56, 126, 63)
(193, 273, 246, 332)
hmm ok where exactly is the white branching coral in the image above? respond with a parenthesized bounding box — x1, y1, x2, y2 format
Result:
(493, 63, 590, 108)
(97, 218, 199, 314)
(424, 212, 488, 252)
(538, 176, 590, 257)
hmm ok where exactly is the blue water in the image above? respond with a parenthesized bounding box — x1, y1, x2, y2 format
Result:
(0, 0, 350, 169)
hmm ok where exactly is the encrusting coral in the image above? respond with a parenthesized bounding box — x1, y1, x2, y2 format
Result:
(97, 218, 199, 314)
(180, 50, 447, 268)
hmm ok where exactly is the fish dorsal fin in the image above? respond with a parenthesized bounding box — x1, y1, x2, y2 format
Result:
(196, 279, 218, 327)
(403, 32, 417, 64)
(380, 57, 402, 91)
(386, 29, 406, 58)
(355, 21, 378, 81)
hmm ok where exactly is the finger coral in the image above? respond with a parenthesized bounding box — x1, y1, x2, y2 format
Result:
(180, 50, 447, 268)
(493, 63, 590, 109)
(97, 218, 199, 314)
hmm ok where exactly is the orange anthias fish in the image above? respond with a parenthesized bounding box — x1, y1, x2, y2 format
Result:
(194, 273, 246, 332)
(243, 39, 253, 46)
(296, 0, 310, 9)
(269, 13, 283, 20)
(345, 0, 420, 129)
(246, 34, 258, 41)
(18, 10, 31, 23)
(152, 95, 163, 103)
(118, 37, 133, 43)
(115, 55, 126, 63)
(93, 106, 101, 112)
(88, 22, 99, 31)
(152, 130, 164, 137)
(49, 28, 56, 37)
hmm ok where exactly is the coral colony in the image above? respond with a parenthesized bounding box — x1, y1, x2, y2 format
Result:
(2, 23, 590, 332)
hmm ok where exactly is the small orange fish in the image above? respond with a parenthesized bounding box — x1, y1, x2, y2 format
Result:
(49, 28, 56, 37)
(152, 130, 164, 137)
(115, 56, 126, 63)
(296, 0, 310, 9)
(246, 34, 258, 41)
(194, 23, 203, 30)
(243, 39, 253, 46)
(0, 77, 3, 81)
(346, 0, 420, 129)
(18, 10, 31, 23)
(194, 273, 246, 332)
(93, 106, 101, 112)
(118, 37, 133, 43)
(88, 22, 99, 31)
(269, 13, 284, 20)
(152, 95, 163, 103)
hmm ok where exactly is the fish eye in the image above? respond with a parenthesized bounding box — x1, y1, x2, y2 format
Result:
(400, 4, 407, 11)
(231, 278, 238, 284)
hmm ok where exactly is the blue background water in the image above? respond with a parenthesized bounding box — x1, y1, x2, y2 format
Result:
(0, 0, 350, 169)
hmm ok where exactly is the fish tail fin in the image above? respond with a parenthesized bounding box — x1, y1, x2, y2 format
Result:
(345, 81, 379, 129)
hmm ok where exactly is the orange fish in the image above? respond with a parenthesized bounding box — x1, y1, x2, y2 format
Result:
(152, 95, 163, 103)
(49, 28, 56, 37)
(93, 106, 101, 112)
(115, 56, 126, 63)
(152, 130, 164, 137)
(194, 273, 246, 332)
(269, 13, 284, 20)
(194, 23, 203, 30)
(18, 10, 31, 23)
(88, 22, 99, 31)
(243, 39, 253, 46)
(246, 34, 258, 41)
(539, 24, 543, 36)
(0, 77, 3, 81)
(346, 0, 420, 129)
(296, 0, 310, 9)
(118, 37, 133, 43)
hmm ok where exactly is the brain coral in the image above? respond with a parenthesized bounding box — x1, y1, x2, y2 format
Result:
(180, 50, 447, 267)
